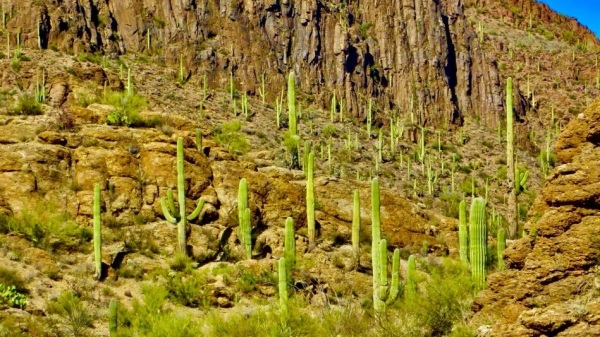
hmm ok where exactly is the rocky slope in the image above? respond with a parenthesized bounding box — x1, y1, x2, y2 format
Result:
(472, 100, 600, 336)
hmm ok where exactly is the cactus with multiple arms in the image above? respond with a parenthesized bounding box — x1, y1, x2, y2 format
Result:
(306, 152, 315, 245)
(469, 197, 487, 290)
(93, 183, 102, 280)
(459, 200, 468, 264)
(161, 137, 206, 255)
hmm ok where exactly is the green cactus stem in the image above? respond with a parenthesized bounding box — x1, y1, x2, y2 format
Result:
(278, 257, 288, 318)
(459, 200, 468, 264)
(196, 129, 202, 152)
(160, 137, 206, 255)
(352, 189, 360, 268)
(371, 178, 385, 311)
(506, 77, 517, 239)
(497, 228, 506, 270)
(307, 152, 315, 245)
(93, 183, 102, 280)
(285, 217, 295, 278)
(243, 208, 252, 259)
(288, 71, 297, 136)
(258, 72, 266, 104)
(147, 28, 151, 51)
(109, 299, 117, 337)
(330, 93, 336, 122)
(303, 141, 312, 173)
(367, 98, 372, 137)
(238, 177, 251, 257)
(387, 248, 400, 304)
(406, 254, 417, 299)
(469, 197, 487, 290)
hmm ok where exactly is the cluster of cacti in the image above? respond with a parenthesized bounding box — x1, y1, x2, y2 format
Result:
(161, 137, 206, 255)
(238, 178, 252, 259)
(109, 299, 118, 336)
(371, 178, 400, 312)
(94, 183, 102, 280)
(306, 152, 315, 245)
(469, 197, 487, 290)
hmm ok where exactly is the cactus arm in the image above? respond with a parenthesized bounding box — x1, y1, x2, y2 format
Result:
(378, 239, 388, 301)
(166, 188, 177, 218)
(160, 196, 178, 224)
(186, 198, 205, 221)
(93, 183, 102, 280)
(386, 249, 400, 304)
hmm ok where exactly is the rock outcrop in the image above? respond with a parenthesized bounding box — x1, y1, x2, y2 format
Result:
(3, 0, 505, 126)
(472, 100, 600, 336)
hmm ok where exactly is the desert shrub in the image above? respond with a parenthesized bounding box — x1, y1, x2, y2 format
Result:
(0, 267, 27, 294)
(9, 94, 42, 115)
(46, 291, 95, 336)
(166, 271, 208, 308)
(214, 121, 250, 155)
(102, 90, 158, 127)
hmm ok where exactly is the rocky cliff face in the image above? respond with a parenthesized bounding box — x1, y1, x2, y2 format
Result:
(472, 100, 600, 336)
(4, 0, 506, 127)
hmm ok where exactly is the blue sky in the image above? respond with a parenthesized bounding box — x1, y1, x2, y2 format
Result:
(539, 0, 600, 38)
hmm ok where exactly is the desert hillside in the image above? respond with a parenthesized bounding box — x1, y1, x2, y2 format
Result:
(0, 0, 598, 336)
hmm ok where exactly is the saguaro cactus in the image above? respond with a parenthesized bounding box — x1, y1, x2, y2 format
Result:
(506, 77, 517, 239)
(306, 152, 315, 245)
(497, 228, 506, 270)
(459, 200, 468, 264)
(109, 299, 117, 337)
(288, 71, 297, 136)
(469, 197, 487, 290)
(406, 254, 417, 299)
(93, 183, 102, 280)
(161, 137, 205, 255)
(352, 189, 360, 268)
(285, 217, 295, 278)
(278, 257, 288, 318)
(238, 178, 252, 259)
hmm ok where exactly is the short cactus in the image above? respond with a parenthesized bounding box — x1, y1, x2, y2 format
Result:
(161, 137, 205, 255)
(469, 197, 487, 290)
(458, 200, 468, 264)
(284, 217, 295, 278)
(406, 254, 417, 299)
(278, 257, 288, 318)
(109, 299, 117, 337)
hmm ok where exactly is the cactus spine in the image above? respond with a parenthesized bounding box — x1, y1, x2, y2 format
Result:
(284, 217, 295, 278)
(506, 77, 517, 239)
(238, 178, 251, 259)
(469, 197, 487, 290)
(278, 257, 288, 318)
(93, 183, 102, 280)
(161, 137, 205, 255)
(352, 189, 360, 268)
(109, 299, 117, 337)
(497, 228, 506, 270)
(459, 200, 468, 264)
(406, 254, 417, 299)
(306, 152, 315, 245)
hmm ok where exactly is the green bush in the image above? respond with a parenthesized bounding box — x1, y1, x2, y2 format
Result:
(9, 93, 42, 115)
(0, 267, 27, 295)
(102, 90, 159, 127)
(166, 271, 208, 308)
(214, 121, 250, 155)
(46, 291, 94, 336)
(0, 284, 27, 309)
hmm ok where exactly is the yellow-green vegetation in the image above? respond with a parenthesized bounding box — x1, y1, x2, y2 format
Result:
(214, 121, 251, 155)
(102, 90, 161, 127)
(8, 93, 42, 115)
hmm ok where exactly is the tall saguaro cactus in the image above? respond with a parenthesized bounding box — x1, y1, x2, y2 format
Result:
(285, 217, 295, 278)
(278, 257, 289, 318)
(238, 178, 252, 259)
(352, 189, 360, 268)
(469, 197, 487, 290)
(506, 77, 517, 239)
(458, 200, 468, 264)
(306, 152, 315, 245)
(161, 137, 205, 255)
(93, 183, 102, 280)
(406, 254, 417, 299)
(288, 71, 297, 136)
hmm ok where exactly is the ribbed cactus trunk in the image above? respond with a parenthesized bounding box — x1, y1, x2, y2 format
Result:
(109, 299, 117, 337)
(459, 200, 468, 264)
(387, 249, 400, 304)
(284, 217, 295, 279)
(160, 137, 205, 256)
(371, 178, 384, 311)
(243, 208, 252, 259)
(288, 72, 296, 136)
(506, 77, 517, 239)
(238, 178, 251, 259)
(278, 257, 288, 318)
(93, 183, 102, 280)
(497, 228, 506, 270)
(406, 254, 417, 299)
(306, 152, 315, 245)
(352, 189, 360, 268)
(469, 197, 487, 290)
